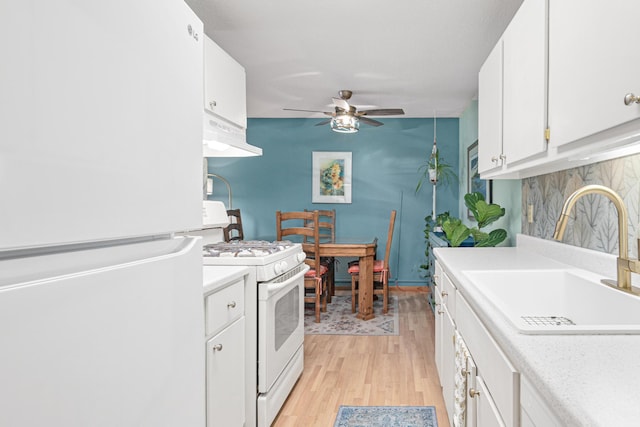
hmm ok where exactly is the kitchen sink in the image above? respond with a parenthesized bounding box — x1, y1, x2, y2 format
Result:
(462, 269, 640, 334)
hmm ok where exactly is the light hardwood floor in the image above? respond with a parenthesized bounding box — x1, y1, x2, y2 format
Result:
(273, 291, 450, 426)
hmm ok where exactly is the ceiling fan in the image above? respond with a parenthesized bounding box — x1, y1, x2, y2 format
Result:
(284, 90, 405, 133)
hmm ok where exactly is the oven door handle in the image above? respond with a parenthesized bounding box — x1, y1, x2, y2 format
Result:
(259, 264, 309, 300)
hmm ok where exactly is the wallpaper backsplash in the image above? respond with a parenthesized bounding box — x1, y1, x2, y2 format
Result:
(522, 154, 640, 258)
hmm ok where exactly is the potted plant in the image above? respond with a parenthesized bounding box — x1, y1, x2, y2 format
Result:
(441, 192, 507, 247)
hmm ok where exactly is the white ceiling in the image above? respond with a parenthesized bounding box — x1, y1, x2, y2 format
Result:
(184, 0, 523, 119)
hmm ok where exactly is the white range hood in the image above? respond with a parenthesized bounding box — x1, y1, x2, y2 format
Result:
(203, 111, 262, 157)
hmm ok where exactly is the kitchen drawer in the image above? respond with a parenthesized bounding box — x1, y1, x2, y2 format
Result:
(456, 293, 519, 426)
(205, 278, 245, 337)
(442, 272, 456, 321)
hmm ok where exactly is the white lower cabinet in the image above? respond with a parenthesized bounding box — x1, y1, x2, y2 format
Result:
(434, 261, 520, 426)
(206, 317, 245, 427)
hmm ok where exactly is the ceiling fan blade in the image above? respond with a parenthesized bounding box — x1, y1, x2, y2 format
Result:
(283, 108, 333, 115)
(359, 108, 405, 116)
(359, 116, 384, 127)
(314, 119, 332, 126)
(331, 97, 350, 111)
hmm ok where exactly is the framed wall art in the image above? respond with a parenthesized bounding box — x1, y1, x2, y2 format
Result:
(467, 141, 492, 218)
(312, 151, 352, 203)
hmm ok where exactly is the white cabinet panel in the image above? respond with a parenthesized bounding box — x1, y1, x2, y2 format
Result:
(207, 317, 246, 427)
(502, 0, 548, 165)
(442, 306, 456, 425)
(475, 376, 506, 427)
(204, 37, 247, 128)
(478, 0, 548, 177)
(549, 0, 640, 150)
(478, 40, 504, 175)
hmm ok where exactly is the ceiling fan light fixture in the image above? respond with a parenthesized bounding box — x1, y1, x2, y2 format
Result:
(330, 114, 359, 133)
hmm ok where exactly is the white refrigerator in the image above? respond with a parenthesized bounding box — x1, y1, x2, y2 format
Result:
(0, 1, 206, 426)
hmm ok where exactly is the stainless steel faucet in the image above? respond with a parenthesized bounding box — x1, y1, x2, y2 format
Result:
(553, 184, 640, 294)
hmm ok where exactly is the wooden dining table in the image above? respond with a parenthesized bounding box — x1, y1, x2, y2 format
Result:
(318, 237, 378, 320)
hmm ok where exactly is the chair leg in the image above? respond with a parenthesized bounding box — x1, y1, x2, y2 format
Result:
(321, 277, 328, 313)
(315, 285, 321, 323)
(351, 275, 357, 313)
(383, 281, 388, 314)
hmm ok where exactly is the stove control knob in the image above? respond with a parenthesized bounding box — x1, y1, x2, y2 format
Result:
(296, 252, 307, 263)
(274, 261, 288, 275)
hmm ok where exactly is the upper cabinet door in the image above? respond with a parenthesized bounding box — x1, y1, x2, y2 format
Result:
(204, 37, 247, 128)
(478, 39, 504, 175)
(502, 0, 548, 165)
(549, 0, 640, 149)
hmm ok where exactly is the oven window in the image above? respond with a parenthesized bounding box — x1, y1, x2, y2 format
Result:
(274, 285, 299, 351)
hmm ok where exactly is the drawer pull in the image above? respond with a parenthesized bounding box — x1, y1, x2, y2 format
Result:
(624, 93, 640, 105)
(227, 301, 237, 309)
(469, 388, 480, 398)
(212, 344, 223, 352)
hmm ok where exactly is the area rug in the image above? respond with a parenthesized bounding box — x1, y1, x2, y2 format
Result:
(304, 294, 399, 335)
(334, 406, 438, 427)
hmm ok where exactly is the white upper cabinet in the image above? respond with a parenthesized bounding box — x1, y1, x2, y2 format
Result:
(478, 0, 548, 178)
(478, 40, 504, 175)
(204, 36, 247, 128)
(502, 0, 548, 165)
(479, 0, 640, 179)
(548, 0, 640, 151)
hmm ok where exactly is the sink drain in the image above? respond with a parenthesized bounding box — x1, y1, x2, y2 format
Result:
(521, 316, 575, 326)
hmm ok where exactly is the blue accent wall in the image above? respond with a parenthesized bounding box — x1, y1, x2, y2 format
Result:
(207, 117, 459, 286)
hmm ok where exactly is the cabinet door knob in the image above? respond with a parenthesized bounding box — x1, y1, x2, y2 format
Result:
(437, 309, 444, 315)
(212, 344, 223, 352)
(227, 301, 237, 309)
(499, 154, 507, 161)
(469, 388, 480, 398)
(209, 100, 217, 108)
(491, 156, 499, 163)
(441, 291, 448, 297)
(624, 93, 640, 105)
(460, 368, 469, 377)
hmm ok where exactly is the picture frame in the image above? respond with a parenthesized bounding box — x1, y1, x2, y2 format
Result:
(312, 151, 352, 204)
(467, 141, 492, 218)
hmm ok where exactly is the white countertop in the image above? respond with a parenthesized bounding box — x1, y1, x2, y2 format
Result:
(203, 265, 251, 295)
(434, 234, 640, 426)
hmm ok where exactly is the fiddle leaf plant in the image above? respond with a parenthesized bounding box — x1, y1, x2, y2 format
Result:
(442, 218, 471, 248)
(441, 192, 508, 247)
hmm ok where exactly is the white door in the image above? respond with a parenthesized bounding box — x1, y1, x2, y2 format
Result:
(207, 317, 245, 427)
(0, 237, 204, 427)
(548, 0, 640, 148)
(502, 0, 548, 165)
(478, 39, 504, 175)
(0, 0, 204, 250)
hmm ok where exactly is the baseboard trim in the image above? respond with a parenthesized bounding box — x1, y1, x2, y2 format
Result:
(334, 285, 429, 293)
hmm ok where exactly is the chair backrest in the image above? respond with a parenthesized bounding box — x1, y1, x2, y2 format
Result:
(276, 210, 321, 273)
(303, 208, 335, 243)
(224, 209, 244, 242)
(382, 210, 397, 271)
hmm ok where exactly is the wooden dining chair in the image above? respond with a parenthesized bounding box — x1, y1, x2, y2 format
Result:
(276, 210, 328, 323)
(223, 209, 244, 242)
(304, 208, 336, 302)
(348, 210, 397, 314)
